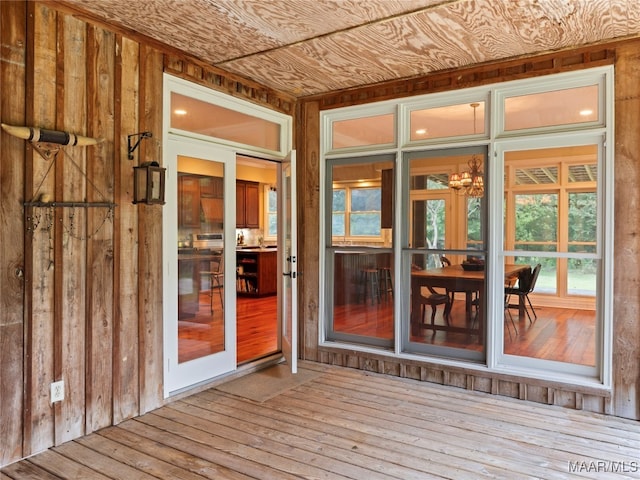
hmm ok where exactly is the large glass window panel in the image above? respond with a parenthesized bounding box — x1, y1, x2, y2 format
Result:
(504, 84, 599, 131)
(332, 114, 395, 150)
(515, 193, 558, 244)
(404, 148, 487, 361)
(503, 145, 598, 368)
(409, 101, 485, 141)
(325, 156, 395, 348)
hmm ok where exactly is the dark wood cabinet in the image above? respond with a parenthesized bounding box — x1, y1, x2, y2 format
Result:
(201, 176, 223, 198)
(236, 180, 259, 228)
(200, 176, 224, 224)
(381, 168, 394, 229)
(236, 249, 278, 296)
(178, 175, 201, 228)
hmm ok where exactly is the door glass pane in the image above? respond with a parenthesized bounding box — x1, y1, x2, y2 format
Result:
(177, 156, 225, 363)
(326, 157, 394, 347)
(503, 146, 598, 367)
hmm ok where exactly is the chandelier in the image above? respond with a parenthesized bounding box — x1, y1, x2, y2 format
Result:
(448, 102, 484, 198)
(449, 155, 484, 198)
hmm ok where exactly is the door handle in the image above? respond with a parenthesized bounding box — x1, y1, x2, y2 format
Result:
(283, 271, 297, 278)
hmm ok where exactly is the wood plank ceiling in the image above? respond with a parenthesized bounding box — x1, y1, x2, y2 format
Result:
(59, 0, 640, 97)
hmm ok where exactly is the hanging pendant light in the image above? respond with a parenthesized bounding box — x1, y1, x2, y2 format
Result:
(448, 103, 484, 198)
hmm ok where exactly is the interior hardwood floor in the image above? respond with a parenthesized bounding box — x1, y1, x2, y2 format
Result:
(333, 294, 596, 366)
(236, 294, 278, 364)
(3, 361, 639, 479)
(178, 291, 278, 365)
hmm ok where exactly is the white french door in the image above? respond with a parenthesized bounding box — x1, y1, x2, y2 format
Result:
(280, 151, 298, 373)
(163, 136, 237, 396)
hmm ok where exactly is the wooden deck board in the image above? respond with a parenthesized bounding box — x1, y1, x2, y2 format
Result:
(3, 362, 640, 479)
(311, 372, 640, 455)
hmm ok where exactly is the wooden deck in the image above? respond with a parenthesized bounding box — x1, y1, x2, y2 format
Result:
(3, 362, 640, 480)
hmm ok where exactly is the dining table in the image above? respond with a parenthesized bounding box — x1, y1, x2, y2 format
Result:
(411, 263, 530, 340)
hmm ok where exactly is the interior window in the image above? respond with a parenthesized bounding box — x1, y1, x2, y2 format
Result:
(503, 146, 598, 366)
(404, 148, 487, 362)
(325, 156, 394, 347)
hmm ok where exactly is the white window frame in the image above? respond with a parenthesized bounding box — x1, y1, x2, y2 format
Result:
(164, 74, 292, 159)
(263, 184, 278, 241)
(319, 66, 614, 389)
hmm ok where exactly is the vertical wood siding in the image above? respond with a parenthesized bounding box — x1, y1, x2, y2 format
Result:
(0, 0, 27, 467)
(0, 2, 295, 466)
(0, 3, 163, 464)
(612, 42, 640, 420)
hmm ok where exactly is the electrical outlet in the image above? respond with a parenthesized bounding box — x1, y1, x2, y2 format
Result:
(51, 380, 64, 403)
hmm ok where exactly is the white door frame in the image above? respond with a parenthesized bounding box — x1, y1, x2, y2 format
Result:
(163, 136, 237, 397)
(280, 151, 298, 373)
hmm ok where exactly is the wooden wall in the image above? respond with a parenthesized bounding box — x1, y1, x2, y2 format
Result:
(0, 1, 163, 465)
(0, 1, 294, 467)
(298, 40, 640, 420)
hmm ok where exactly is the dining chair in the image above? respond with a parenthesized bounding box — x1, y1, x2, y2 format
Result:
(412, 263, 451, 329)
(505, 263, 541, 323)
(420, 285, 451, 329)
(202, 253, 224, 312)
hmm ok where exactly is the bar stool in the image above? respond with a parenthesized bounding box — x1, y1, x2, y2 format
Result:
(378, 267, 393, 299)
(360, 268, 380, 305)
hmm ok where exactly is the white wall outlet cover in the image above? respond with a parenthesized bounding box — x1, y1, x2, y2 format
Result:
(51, 380, 64, 403)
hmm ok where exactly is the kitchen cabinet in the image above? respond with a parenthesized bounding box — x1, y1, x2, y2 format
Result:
(236, 249, 277, 296)
(381, 168, 393, 229)
(201, 176, 224, 224)
(236, 180, 259, 228)
(179, 175, 201, 228)
(201, 176, 223, 198)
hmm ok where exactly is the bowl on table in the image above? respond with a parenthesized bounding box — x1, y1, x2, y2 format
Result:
(461, 261, 484, 271)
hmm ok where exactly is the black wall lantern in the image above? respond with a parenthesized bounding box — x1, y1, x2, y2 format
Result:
(133, 161, 166, 205)
(128, 132, 166, 205)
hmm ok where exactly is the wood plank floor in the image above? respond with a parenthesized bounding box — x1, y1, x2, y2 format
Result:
(334, 297, 595, 366)
(3, 362, 640, 479)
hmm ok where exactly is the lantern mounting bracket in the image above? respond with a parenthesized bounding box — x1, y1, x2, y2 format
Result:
(127, 131, 152, 160)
